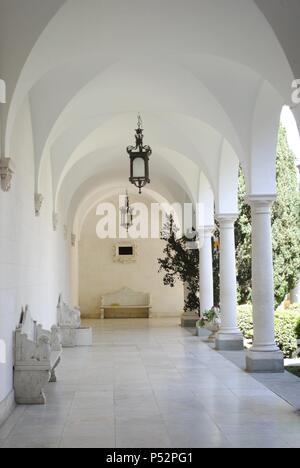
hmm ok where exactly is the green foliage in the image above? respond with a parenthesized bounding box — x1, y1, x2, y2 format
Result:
(288, 304, 300, 314)
(237, 306, 300, 358)
(275, 311, 299, 358)
(235, 170, 252, 304)
(237, 305, 253, 339)
(221, 126, 300, 307)
(272, 127, 300, 306)
(212, 226, 220, 306)
(158, 215, 200, 313)
(295, 317, 300, 340)
(199, 308, 220, 327)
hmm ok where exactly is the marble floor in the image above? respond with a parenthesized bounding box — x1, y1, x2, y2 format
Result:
(1, 318, 300, 448)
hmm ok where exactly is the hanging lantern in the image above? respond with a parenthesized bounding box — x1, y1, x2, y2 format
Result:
(127, 115, 152, 194)
(120, 191, 134, 232)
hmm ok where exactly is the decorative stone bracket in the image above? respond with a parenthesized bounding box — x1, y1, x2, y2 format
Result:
(0, 79, 6, 104)
(34, 193, 44, 217)
(0, 157, 13, 192)
(63, 225, 68, 240)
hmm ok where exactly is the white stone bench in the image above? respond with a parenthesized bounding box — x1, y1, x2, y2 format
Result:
(100, 287, 151, 319)
(14, 306, 62, 405)
(57, 295, 92, 347)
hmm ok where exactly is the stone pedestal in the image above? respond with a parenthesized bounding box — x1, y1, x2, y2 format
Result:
(14, 369, 50, 405)
(215, 215, 244, 351)
(60, 326, 92, 347)
(75, 327, 93, 346)
(60, 327, 77, 348)
(246, 350, 284, 373)
(216, 332, 244, 351)
(181, 311, 199, 328)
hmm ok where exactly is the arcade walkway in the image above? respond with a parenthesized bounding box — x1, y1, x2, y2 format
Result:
(1, 319, 300, 448)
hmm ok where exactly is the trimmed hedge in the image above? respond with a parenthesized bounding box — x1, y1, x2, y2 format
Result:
(237, 305, 253, 340)
(295, 317, 300, 340)
(237, 305, 300, 358)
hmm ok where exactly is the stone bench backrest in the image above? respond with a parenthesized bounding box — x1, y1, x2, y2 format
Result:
(101, 287, 150, 307)
(57, 295, 81, 328)
(20, 307, 37, 343)
(15, 307, 60, 364)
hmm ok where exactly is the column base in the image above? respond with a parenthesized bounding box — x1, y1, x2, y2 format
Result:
(181, 312, 199, 328)
(215, 332, 244, 351)
(246, 349, 284, 373)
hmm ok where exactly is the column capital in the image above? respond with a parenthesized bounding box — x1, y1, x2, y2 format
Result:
(34, 193, 44, 217)
(203, 225, 215, 237)
(71, 233, 76, 247)
(0, 157, 14, 192)
(247, 195, 276, 213)
(52, 212, 59, 231)
(216, 213, 238, 227)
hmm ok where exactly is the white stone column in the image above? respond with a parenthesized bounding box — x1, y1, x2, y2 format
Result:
(199, 226, 214, 316)
(215, 215, 244, 350)
(246, 197, 284, 372)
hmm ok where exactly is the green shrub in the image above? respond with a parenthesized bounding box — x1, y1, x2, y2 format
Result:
(237, 305, 300, 358)
(274, 311, 299, 358)
(288, 304, 300, 314)
(295, 317, 300, 340)
(237, 305, 253, 340)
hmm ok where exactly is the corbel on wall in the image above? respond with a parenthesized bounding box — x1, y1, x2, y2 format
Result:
(0, 157, 13, 192)
(53, 212, 59, 231)
(34, 193, 44, 217)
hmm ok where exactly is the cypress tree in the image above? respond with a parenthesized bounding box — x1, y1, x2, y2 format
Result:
(233, 125, 300, 307)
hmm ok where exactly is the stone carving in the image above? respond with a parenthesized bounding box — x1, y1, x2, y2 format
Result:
(37, 335, 52, 361)
(34, 193, 44, 217)
(0, 158, 13, 192)
(50, 325, 62, 352)
(57, 295, 81, 329)
(14, 306, 62, 404)
(0, 79, 6, 104)
(202, 307, 221, 342)
(57, 295, 92, 347)
(100, 287, 151, 319)
(71, 233, 76, 247)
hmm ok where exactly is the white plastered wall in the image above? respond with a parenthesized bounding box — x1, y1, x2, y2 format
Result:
(0, 98, 69, 402)
(78, 195, 184, 318)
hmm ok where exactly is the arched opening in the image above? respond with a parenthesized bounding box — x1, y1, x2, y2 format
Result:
(78, 191, 185, 319)
(1, 0, 300, 448)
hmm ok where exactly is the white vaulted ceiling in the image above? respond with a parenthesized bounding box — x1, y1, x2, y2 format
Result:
(1, 0, 299, 226)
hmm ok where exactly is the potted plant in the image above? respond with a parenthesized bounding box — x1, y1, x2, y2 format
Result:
(196, 307, 221, 342)
(158, 215, 200, 327)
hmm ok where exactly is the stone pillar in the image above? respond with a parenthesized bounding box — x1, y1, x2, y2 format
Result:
(215, 215, 244, 350)
(199, 226, 214, 316)
(246, 197, 284, 373)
